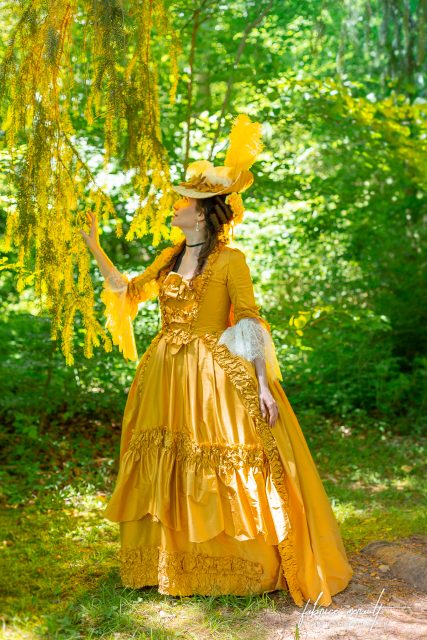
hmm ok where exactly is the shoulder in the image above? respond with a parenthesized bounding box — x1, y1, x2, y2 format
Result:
(212, 245, 246, 272)
(219, 246, 254, 282)
(156, 244, 182, 260)
(132, 244, 180, 283)
(223, 246, 250, 268)
(221, 245, 247, 261)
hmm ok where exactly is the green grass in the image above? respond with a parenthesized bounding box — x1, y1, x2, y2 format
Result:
(0, 489, 287, 639)
(300, 412, 427, 552)
(1, 412, 426, 639)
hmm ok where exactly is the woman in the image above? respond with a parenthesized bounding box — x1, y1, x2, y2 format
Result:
(80, 115, 353, 607)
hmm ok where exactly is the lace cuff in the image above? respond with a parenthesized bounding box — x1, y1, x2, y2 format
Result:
(100, 270, 139, 362)
(217, 317, 283, 381)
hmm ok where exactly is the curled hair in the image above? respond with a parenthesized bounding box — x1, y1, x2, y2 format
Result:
(161, 195, 235, 287)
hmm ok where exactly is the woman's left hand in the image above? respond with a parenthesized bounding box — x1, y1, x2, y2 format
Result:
(258, 385, 279, 427)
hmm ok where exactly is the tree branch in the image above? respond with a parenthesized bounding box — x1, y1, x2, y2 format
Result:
(208, 0, 274, 161)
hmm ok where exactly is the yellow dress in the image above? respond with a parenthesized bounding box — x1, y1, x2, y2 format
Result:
(100, 240, 353, 607)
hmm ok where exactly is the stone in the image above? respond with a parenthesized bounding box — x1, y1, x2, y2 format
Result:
(361, 540, 427, 593)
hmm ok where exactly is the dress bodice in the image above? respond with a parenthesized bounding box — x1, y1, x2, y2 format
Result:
(101, 240, 277, 370)
(156, 243, 232, 354)
(159, 272, 203, 330)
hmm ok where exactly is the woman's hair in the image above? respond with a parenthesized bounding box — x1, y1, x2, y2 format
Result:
(160, 194, 234, 286)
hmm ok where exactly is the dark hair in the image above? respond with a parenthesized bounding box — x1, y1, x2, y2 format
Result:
(161, 194, 234, 287)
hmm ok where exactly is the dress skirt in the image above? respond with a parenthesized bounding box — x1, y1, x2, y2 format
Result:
(102, 328, 353, 606)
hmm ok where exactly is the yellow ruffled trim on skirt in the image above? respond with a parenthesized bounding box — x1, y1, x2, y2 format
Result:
(118, 538, 285, 596)
(102, 325, 353, 605)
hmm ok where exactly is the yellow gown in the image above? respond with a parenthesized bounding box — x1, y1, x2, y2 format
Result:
(100, 240, 353, 607)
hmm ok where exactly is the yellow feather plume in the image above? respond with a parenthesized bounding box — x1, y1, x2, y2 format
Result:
(224, 114, 264, 180)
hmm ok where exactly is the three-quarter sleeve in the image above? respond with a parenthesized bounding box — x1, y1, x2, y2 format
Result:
(218, 248, 283, 381)
(100, 250, 167, 362)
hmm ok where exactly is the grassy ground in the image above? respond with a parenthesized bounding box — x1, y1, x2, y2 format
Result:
(1, 411, 426, 639)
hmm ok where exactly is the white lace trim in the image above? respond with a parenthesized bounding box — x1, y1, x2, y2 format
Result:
(217, 317, 283, 381)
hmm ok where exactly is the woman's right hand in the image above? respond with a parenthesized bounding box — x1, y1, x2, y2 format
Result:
(79, 210, 100, 252)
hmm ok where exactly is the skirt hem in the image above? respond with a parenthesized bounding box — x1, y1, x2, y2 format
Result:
(119, 544, 288, 597)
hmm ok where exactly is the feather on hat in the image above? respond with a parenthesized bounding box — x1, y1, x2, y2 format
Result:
(172, 114, 263, 199)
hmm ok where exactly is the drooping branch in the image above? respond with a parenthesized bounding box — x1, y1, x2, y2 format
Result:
(0, 0, 180, 365)
(183, 6, 201, 174)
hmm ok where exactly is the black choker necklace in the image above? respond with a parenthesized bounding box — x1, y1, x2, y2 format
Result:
(186, 241, 205, 247)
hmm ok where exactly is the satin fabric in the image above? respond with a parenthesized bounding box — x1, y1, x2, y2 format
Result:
(101, 241, 353, 605)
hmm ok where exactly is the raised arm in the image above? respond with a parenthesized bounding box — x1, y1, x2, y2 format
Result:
(80, 211, 165, 361)
(79, 211, 127, 286)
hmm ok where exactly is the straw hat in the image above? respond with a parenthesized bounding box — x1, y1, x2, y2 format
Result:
(172, 114, 263, 200)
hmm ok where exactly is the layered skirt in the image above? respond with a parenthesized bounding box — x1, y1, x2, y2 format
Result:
(102, 330, 353, 606)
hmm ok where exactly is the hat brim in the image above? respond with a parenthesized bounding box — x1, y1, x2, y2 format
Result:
(172, 170, 254, 199)
(171, 186, 218, 199)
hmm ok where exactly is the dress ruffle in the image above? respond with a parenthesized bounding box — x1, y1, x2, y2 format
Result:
(118, 537, 284, 596)
(100, 274, 139, 362)
(100, 246, 181, 362)
(200, 332, 304, 606)
(101, 242, 353, 605)
(100, 271, 162, 361)
(103, 425, 288, 545)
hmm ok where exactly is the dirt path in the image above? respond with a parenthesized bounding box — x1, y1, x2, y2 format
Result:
(256, 534, 427, 639)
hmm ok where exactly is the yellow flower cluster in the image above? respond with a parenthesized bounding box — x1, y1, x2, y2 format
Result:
(1, 0, 180, 365)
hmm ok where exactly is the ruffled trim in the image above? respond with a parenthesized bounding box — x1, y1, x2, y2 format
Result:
(100, 245, 183, 362)
(120, 546, 265, 595)
(103, 426, 288, 545)
(100, 273, 139, 362)
(160, 272, 197, 301)
(200, 333, 305, 607)
(158, 241, 226, 330)
(128, 426, 268, 472)
(155, 243, 227, 356)
(218, 317, 283, 381)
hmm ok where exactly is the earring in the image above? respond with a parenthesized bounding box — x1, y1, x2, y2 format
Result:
(196, 219, 199, 231)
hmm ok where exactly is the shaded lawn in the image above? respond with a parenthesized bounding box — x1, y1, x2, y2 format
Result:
(1, 412, 426, 639)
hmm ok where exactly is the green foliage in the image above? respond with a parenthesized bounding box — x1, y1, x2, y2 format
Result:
(235, 207, 427, 432)
(0, 0, 181, 364)
(0, 9, 426, 617)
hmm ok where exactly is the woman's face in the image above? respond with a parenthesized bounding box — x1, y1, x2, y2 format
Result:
(171, 196, 205, 231)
